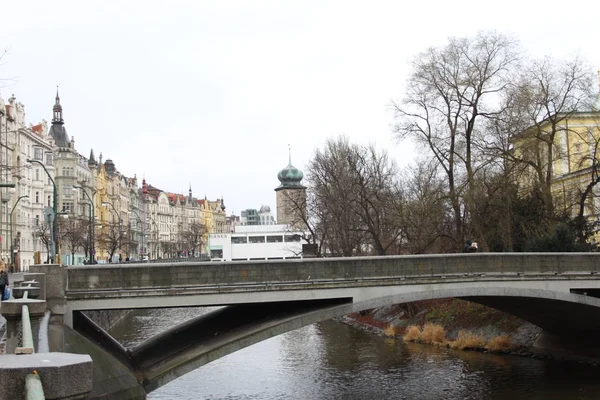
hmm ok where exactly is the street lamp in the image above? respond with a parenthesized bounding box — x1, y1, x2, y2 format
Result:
(147, 215, 158, 259)
(26, 158, 57, 263)
(0, 183, 16, 265)
(101, 201, 122, 262)
(74, 186, 95, 264)
(9, 195, 28, 272)
(129, 208, 145, 261)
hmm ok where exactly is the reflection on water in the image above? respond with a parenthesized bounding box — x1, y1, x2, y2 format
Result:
(110, 308, 600, 400)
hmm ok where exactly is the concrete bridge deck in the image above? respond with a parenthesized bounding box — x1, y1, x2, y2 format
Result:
(28, 253, 600, 398)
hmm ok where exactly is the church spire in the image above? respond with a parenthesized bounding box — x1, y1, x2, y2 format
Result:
(49, 87, 70, 148)
(52, 86, 64, 125)
(188, 184, 193, 202)
(88, 149, 97, 167)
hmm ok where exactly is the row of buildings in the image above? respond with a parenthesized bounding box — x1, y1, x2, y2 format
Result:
(0, 91, 228, 269)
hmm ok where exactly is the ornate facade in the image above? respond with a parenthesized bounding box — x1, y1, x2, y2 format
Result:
(0, 91, 227, 268)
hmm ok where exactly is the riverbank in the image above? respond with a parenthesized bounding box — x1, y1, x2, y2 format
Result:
(340, 299, 600, 365)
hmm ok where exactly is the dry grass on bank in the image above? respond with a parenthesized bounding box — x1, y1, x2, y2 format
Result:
(403, 325, 422, 342)
(402, 323, 445, 345)
(402, 324, 515, 352)
(449, 330, 486, 350)
(384, 325, 402, 337)
(486, 335, 513, 352)
(421, 323, 446, 344)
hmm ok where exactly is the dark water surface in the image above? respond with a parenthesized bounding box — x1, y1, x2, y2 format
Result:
(110, 308, 600, 400)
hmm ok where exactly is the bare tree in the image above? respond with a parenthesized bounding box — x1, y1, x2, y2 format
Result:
(391, 31, 520, 251)
(97, 222, 126, 262)
(33, 222, 51, 263)
(180, 222, 207, 257)
(280, 187, 327, 257)
(500, 56, 595, 219)
(307, 137, 366, 256)
(160, 240, 176, 258)
(59, 216, 89, 265)
(288, 136, 406, 256)
(346, 144, 404, 255)
(400, 161, 456, 254)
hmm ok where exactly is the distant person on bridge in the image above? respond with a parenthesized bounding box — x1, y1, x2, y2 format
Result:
(463, 240, 478, 253)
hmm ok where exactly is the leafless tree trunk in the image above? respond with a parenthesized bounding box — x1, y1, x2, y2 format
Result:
(391, 31, 520, 251)
(499, 56, 595, 219)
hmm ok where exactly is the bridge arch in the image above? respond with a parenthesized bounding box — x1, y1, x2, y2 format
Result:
(75, 285, 600, 393)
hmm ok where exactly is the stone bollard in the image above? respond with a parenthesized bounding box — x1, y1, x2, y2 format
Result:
(0, 298, 46, 354)
(25, 371, 45, 400)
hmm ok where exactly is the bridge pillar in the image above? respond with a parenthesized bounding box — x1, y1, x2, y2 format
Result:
(29, 264, 68, 352)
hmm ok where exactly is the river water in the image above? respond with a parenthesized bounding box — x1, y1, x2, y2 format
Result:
(111, 308, 600, 400)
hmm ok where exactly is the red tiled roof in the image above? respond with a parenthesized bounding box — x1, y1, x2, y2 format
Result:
(31, 124, 43, 133)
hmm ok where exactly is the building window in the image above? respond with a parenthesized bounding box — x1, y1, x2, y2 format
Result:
(62, 202, 73, 213)
(249, 236, 265, 244)
(34, 147, 44, 160)
(284, 234, 301, 242)
(35, 191, 39, 203)
(47, 196, 51, 207)
(35, 215, 39, 226)
(45, 153, 53, 166)
(35, 169, 40, 181)
(267, 235, 283, 243)
(231, 237, 247, 244)
(64, 185, 73, 195)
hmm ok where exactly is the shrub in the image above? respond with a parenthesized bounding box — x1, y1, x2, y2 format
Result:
(421, 323, 446, 345)
(486, 335, 513, 352)
(449, 330, 486, 350)
(384, 325, 399, 337)
(403, 325, 422, 342)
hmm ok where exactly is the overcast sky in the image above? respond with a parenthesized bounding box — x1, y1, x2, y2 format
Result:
(1, 1, 599, 216)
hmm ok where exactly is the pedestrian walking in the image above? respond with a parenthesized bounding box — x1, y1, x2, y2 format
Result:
(467, 241, 478, 253)
(0, 267, 8, 301)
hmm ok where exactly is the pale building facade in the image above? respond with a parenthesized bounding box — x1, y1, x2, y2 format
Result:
(0, 93, 56, 270)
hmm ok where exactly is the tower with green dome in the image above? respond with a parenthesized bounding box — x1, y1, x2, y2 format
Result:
(275, 148, 307, 228)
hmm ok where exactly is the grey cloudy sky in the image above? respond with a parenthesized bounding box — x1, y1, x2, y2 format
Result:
(1, 0, 599, 215)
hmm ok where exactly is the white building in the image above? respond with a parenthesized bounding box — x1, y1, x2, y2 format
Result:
(258, 205, 276, 225)
(49, 91, 94, 266)
(208, 224, 303, 261)
(0, 93, 56, 271)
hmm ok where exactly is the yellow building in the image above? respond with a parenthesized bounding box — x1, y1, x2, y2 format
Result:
(515, 110, 600, 220)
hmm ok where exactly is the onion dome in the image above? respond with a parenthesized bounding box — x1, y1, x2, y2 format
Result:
(275, 148, 306, 191)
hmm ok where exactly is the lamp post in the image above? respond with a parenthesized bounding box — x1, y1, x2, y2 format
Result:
(74, 185, 95, 264)
(0, 183, 15, 266)
(9, 194, 28, 272)
(26, 158, 57, 263)
(129, 208, 144, 261)
(101, 201, 122, 262)
(147, 215, 157, 259)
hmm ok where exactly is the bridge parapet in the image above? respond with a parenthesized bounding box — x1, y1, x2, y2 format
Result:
(65, 253, 600, 292)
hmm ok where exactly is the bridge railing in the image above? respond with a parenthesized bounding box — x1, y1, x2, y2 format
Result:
(64, 253, 600, 292)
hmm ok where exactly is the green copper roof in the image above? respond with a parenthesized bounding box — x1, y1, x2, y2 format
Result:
(275, 148, 306, 191)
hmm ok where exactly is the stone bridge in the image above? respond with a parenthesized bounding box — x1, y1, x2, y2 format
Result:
(31, 253, 600, 399)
